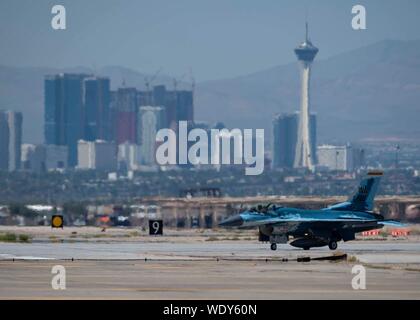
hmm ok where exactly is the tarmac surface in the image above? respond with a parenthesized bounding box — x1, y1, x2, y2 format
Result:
(1, 241, 420, 263)
(1, 240, 420, 299)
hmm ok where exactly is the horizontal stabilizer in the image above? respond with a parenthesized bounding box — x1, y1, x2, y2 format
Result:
(378, 220, 408, 228)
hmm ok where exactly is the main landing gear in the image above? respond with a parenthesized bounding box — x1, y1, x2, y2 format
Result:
(270, 243, 277, 251)
(328, 240, 338, 250)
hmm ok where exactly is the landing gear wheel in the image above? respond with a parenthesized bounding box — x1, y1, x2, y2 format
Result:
(328, 240, 338, 250)
(303, 247, 310, 251)
(270, 243, 277, 251)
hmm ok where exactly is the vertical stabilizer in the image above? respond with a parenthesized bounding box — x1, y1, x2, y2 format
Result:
(349, 171, 383, 212)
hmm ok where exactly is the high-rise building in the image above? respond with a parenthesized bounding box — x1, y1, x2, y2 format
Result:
(293, 23, 318, 170)
(110, 85, 194, 143)
(352, 147, 366, 169)
(45, 73, 89, 167)
(152, 85, 193, 128)
(83, 77, 111, 141)
(21, 144, 67, 172)
(272, 112, 317, 169)
(317, 144, 354, 172)
(113, 88, 137, 145)
(45, 145, 68, 170)
(137, 106, 165, 165)
(272, 113, 298, 169)
(117, 142, 141, 171)
(152, 85, 167, 106)
(0, 111, 9, 171)
(77, 140, 117, 171)
(175, 90, 194, 123)
(6, 111, 23, 171)
(21, 144, 46, 172)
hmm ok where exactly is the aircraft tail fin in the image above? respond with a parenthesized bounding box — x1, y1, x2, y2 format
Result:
(348, 171, 383, 212)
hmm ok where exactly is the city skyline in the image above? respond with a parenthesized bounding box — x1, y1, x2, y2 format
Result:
(2, 37, 420, 145)
(43, 73, 195, 169)
(1, 2, 419, 174)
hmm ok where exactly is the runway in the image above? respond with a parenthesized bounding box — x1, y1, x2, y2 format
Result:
(1, 240, 420, 299)
(1, 241, 420, 263)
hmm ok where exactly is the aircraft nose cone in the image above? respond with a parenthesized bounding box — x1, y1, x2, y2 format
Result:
(219, 215, 244, 227)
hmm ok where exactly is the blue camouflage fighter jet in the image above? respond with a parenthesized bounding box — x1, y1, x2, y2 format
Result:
(220, 171, 405, 251)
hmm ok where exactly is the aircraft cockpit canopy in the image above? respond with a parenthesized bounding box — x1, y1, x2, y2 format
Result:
(249, 203, 282, 214)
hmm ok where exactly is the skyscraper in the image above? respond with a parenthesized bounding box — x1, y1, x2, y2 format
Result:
(152, 85, 193, 128)
(21, 144, 45, 172)
(110, 85, 195, 143)
(317, 144, 354, 172)
(175, 90, 194, 123)
(114, 87, 137, 145)
(0, 111, 9, 171)
(272, 112, 317, 169)
(45, 145, 68, 170)
(6, 111, 23, 171)
(45, 73, 88, 167)
(83, 77, 111, 141)
(118, 142, 141, 171)
(77, 140, 117, 171)
(272, 113, 298, 169)
(137, 106, 165, 165)
(293, 23, 318, 170)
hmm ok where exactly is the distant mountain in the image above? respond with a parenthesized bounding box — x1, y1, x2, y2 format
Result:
(1, 39, 420, 144)
(196, 39, 420, 143)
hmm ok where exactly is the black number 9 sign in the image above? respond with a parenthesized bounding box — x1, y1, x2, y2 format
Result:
(149, 220, 163, 235)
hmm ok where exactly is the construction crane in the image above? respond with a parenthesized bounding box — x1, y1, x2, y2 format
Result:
(189, 68, 195, 97)
(173, 73, 187, 92)
(144, 67, 162, 105)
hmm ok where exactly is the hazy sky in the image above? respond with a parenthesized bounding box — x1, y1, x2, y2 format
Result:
(0, 0, 419, 80)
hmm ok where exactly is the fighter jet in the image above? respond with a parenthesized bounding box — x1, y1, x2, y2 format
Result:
(220, 171, 405, 250)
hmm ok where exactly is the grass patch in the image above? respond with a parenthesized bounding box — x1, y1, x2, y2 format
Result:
(205, 236, 220, 241)
(49, 235, 60, 242)
(0, 233, 31, 243)
(221, 236, 241, 241)
(0, 233, 17, 242)
(347, 255, 359, 263)
(93, 234, 108, 238)
(365, 264, 394, 271)
(18, 234, 31, 242)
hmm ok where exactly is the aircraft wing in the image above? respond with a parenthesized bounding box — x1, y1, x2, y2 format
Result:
(257, 218, 407, 242)
(262, 218, 382, 242)
(250, 216, 378, 227)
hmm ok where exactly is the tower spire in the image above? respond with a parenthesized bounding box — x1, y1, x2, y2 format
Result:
(294, 20, 318, 171)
